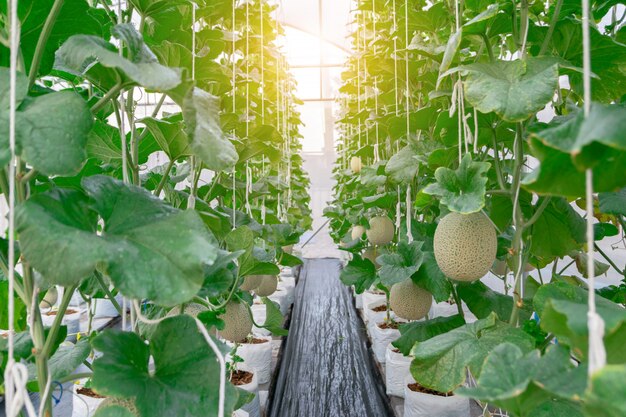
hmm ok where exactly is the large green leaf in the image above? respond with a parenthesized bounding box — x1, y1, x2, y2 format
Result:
(529, 198, 585, 259)
(423, 153, 490, 213)
(261, 297, 288, 336)
(55, 23, 181, 90)
(0, 69, 92, 175)
(385, 144, 420, 183)
(584, 364, 626, 417)
(410, 313, 534, 392)
(462, 58, 559, 122)
(392, 314, 465, 356)
(411, 251, 452, 302)
(339, 255, 378, 294)
(182, 88, 238, 172)
(534, 282, 626, 363)
(16, 176, 218, 306)
(27, 338, 91, 391)
(378, 241, 424, 287)
(599, 187, 626, 216)
(458, 281, 532, 322)
(139, 116, 190, 161)
(91, 315, 239, 417)
(529, 104, 626, 170)
(456, 343, 584, 417)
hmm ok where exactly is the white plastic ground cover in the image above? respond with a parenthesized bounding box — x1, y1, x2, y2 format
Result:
(233, 369, 260, 417)
(229, 336, 273, 385)
(403, 376, 470, 417)
(251, 304, 271, 336)
(385, 344, 411, 398)
(370, 322, 401, 363)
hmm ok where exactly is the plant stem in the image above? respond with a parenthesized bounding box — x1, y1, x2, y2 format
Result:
(57, 372, 93, 384)
(594, 243, 625, 275)
(91, 83, 124, 114)
(523, 197, 551, 228)
(509, 123, 526, 326)
(539, 0, 563, 56)
(451, 283, 465, 318)
(41, 284, 78, 357)
(94, 271, 124, 317)
(557, 259, 576, 275)
(480, 33, 496, 62)
(28, 0, 65, 88)
(154, 159, 175, 196)
(491, 131, 506, 190)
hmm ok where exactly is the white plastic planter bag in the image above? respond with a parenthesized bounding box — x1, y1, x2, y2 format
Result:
(279, 267, 293, 277)
(370, 322, 400, 363)
(362, 291, 386, 312)
(93, 295, 124, 319)
(72, 383, 106, 416)
(364, 301, 389, 326)
(41, 308, 81, 338)
(278, 282, 295, 308)
(354, 289, 363, 309)
(385, 344, 411, 398)
(403, 376, 470, 417)
(233, 370, 260, 417)
(251, 304, 271, 336)
(236, 336, 273, 385)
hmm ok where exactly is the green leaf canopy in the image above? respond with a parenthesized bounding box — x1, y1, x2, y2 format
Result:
(16, 175, 219, 306)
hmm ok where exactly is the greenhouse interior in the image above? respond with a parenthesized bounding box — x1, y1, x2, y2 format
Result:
(1, 0, 626, 416)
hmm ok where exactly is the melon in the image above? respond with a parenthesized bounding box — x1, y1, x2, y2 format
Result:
(39, 286, 58, 309)
(220, 301, 253, 342)
(434, 212, 497, 282)
(166, 303, 207, 317)
(351, 225, 366, 240)
(254, 275, 278, 297)
(362, 247, 380, 269)
(350, 156, 362, 173)
(389, 280, 432, 321)
(96, 397, 139, 416)
(240, 275, 264, 291)
(366, 216, 394, 246)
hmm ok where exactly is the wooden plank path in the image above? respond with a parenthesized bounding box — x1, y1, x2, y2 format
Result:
(269, 259, 393, 417)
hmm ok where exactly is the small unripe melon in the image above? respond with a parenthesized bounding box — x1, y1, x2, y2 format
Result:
(220, 301, 253, 342)
(254, 275, 278, 297)
(351, 225, 366, 240)
(166, 303, 207, 317)
(362, 247, 380, 269)
(434, 212, 497, 282)
(366, 216, 394, 246)
(350, 156, 362, 173)
(97, 397, 139, 416)
(240, 275, 264, 291)
(389, 280, 432, 320)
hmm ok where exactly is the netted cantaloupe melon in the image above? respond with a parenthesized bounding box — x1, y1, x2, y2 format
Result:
(240, 275, 264, 291)
(366, 216, 394, 246)
(96, 397, 139, 416)
(220, 301, 253, 342)
(434, 212, 497, 282)
(254, 275, 278, 297)
(389, 279, 432, 321)
(362, 247, 380, 269)
(350, 156, 362, 173)
(166, 303, 207, 317)
(351, 225, 366, 240)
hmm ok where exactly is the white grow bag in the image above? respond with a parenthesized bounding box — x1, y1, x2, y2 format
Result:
(385, 344, 411, 398)
(41, 308, 81, 338)
(233, 370, 260, 417)
(72, 383, 106, 417)
(370, 322, 400, 364)
(93, 295, 124, 319)
(235, 336, 273, 385)
(403, 375, 470, 417)
(364, 301, 389, 326)
(362, 291, 386, 313)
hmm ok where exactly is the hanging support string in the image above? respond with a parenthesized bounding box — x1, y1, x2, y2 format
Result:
(581, 0, 606, 376)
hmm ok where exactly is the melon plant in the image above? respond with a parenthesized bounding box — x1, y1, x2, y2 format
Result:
(389, 280, 432, 321)
(366, 216, 395, 246)
(220, 301, 254, 343)
(433, 212, 497, 282)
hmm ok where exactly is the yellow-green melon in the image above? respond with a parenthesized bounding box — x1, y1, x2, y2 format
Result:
(366, 216, 395, 246)
(166, 303, 207, 317)
(362, 247, 380, 269)
(389, 280, 432, 321)
(434, 212, 497, 282)
(240, 275, 264, 291)
(96, 397, 139, 416)
(220, 301, 253, 342)
(254, 275, 278, 297)
(350, 156, 362, 173)
(351, 225, 366, 240)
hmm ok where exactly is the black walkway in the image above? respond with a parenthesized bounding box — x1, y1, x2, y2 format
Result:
(269, 258, 393, 417)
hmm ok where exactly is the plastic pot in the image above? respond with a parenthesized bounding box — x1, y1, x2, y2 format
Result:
(233, 336, 273, 385)
(72, 384, 106, 416)
(362, 291, 386, 312)
(92, 295, 124, 319)
(364, 301, 389, 327)
(385, 344, 411, 398)
(403, 376, 470, 417)
(370, 322, 400, 363)
(41, 308, 81, 340)
(232, 369, 260, 417)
